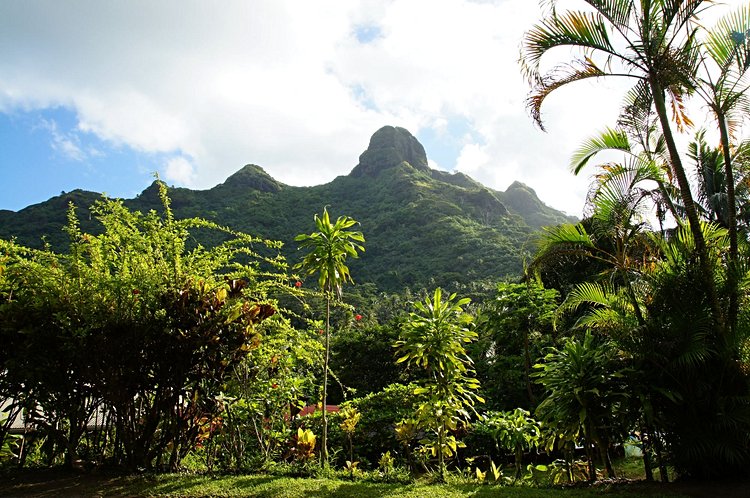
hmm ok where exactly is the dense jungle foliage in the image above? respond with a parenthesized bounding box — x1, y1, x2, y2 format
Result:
(2, 0, 750, 489)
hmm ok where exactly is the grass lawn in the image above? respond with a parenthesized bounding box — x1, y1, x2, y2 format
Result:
(3, 470, 744, 498)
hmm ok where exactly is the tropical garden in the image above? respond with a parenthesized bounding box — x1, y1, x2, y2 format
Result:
(2, 1, 750, 495)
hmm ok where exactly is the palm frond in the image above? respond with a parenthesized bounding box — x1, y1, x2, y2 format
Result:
(663, 0, 706, 33)
(584, 0, 634, 32)
(587, 157, 666, 238)
(570, 127, 631, 174)
(671, 326, 714, 370)
(705, 4, 750, 72)
(558, 281, 639, 334)
(617, 80, 658, 149)
(667, 86, 695, 132)
(654, 220, 728, 270)
(538, 223, 595, 249)
(521, 10, 616, 84)
(527, 59, 607, 129)
(530, 223, 596, 270)
(689, 130, 727, 223)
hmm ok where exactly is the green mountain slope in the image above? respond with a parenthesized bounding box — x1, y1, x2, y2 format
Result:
(0, 126, 576, 291)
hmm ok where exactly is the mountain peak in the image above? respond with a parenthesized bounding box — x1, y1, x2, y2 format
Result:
(218, 164, 284, 193)
(350, 126, 429, 177)
(502, 180, 577, 228)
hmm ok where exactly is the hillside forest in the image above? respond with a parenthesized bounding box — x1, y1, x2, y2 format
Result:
(1, 0, 750, 487)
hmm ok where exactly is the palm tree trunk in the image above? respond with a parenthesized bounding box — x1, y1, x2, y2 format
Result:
(717, 113, 738, 337)
(650, 77, 724, 333)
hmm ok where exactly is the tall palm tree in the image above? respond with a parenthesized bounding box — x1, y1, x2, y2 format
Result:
(295, 208, 364, 464)
(520, 0, 724, 329)
(695, 4, 750, 334)
(690, 130, 731, 226)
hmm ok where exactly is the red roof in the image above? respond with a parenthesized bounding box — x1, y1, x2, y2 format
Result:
(297, 404, 340, 417)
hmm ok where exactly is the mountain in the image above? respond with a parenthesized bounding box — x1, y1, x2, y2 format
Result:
(0, 126, 576, 291)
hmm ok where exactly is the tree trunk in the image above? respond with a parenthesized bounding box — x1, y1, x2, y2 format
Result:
(584, 423, 597, 483)
(586, 442, 597, 483)
(640, 420, 654, 482)
(717, 112, 738, 338)
(597, 437, 615, 478)
(650, 77, 724, 334)
(651, 428, 669, 483)
(524, 327, 536, 405)
(515, 448, 524, 480)
(438, 423, 446, 482)
(321, 293, 330, 465)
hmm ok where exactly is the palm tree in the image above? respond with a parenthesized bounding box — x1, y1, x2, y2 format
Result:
(295, 208, 364, 464)
(533, 132, 677, 480)
(690, 130, 732, 226)
(520, 0, 724, 330)
(533, 136, 665, 328)
(695, 5, 750, 334)
(644, 221, 750, 478)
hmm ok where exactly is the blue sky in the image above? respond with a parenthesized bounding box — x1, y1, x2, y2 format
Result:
(1, 107, 157, 210)
(0, 105, 475, 211)
(2, 0, 736, 215)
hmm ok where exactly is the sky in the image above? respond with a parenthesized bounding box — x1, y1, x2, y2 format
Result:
(0, 0, 739, 216)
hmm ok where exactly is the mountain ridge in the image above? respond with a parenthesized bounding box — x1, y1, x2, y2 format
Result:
(0, 126, 576, 291)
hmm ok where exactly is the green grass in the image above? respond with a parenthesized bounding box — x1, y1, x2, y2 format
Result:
(0, 470, 693, 497)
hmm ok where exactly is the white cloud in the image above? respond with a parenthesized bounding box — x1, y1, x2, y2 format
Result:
(4, 0, 730, 218)
(39, 118, 87, 162)
(455, 143, 490, 175)
(163, 156, 196, 186)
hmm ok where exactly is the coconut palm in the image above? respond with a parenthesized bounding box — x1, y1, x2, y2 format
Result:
(295, 208, 364, 464)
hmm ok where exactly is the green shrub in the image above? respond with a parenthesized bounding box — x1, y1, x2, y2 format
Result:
(341, 383, 423, 468)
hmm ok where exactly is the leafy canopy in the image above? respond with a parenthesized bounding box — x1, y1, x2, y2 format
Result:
(295, 207, 365, 297)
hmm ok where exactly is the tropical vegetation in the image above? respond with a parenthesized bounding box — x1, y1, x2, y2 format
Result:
(1, 0, 750, 494)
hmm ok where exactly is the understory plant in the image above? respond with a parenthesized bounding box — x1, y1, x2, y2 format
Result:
(394, 288, 483, 481)
(481, 408, 542, 480)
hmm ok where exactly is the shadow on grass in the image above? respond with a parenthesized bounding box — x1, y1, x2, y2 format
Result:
(0, 469, 722, 497)
(0, 468, 138, 497)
